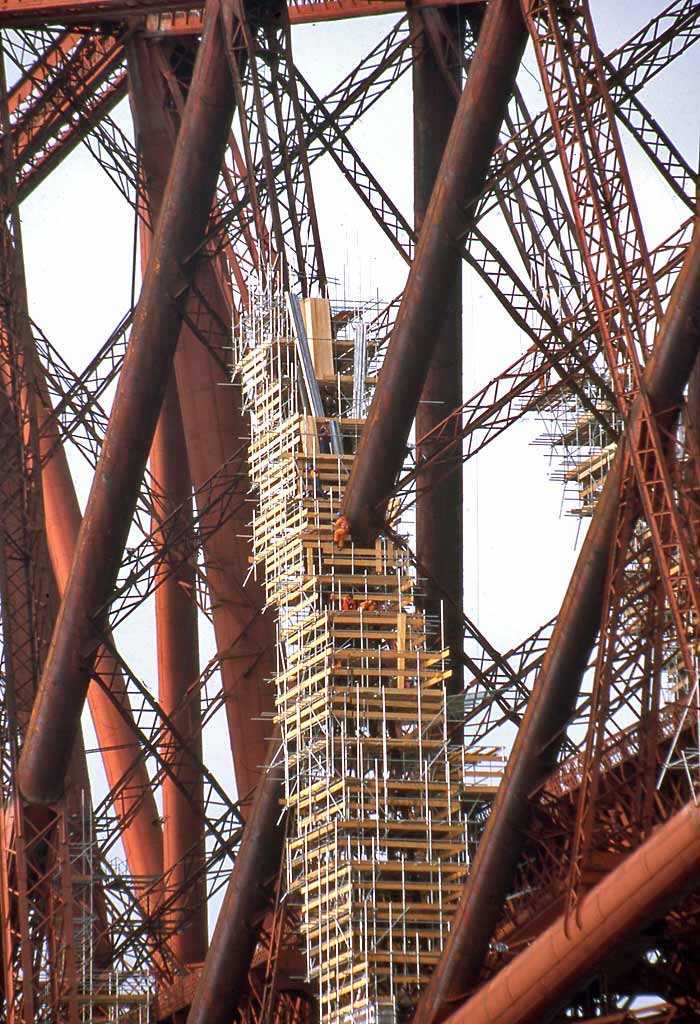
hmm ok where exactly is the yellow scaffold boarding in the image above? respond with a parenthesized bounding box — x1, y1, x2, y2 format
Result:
(236, 285, 502, 1024)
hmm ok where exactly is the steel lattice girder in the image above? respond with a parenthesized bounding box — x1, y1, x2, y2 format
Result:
(17, 0, 255, 804)
(1, 0, 700, 1015)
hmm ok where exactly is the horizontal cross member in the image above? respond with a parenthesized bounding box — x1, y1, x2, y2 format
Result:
(0, 0, 475, 28)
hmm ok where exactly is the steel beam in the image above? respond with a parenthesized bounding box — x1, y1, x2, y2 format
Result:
(185, 731, 286, 1024)
(136, 78, 206, 968)
(9, 30, 126, 203)
(127, 32, 277, 800)
(17, 0, 249, 805)
(444, 798, 700, 1024)
(150, 371, 206, 965)
(19, 227, 163, 888)
(0, 0, 475, 28)
(0, 118, 162, 908)
(37, 381, 164, 891)
(414, 217, 700, 1024)
(173, 279, 278, 799)
(343, 0, 527, 544)
(410, 5, 463, 694)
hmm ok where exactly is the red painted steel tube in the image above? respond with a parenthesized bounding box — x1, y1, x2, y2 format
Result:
(688, 349, 700, 456)
(411, 6, 463, 695)
(414, 219, 700, 1024)
(150, 369, 207, 966)
(343, 0, 527, 544)
(445, 799, 700, 1024)
(17, 0, 244, 805)
(136, 93, 206, 963)
(173, 280, 277, 800)
(0, 0, 475, 28)
(128, 33, 276, 801)
(38, 388, 164, 889)
(0, 243, 163, 885)
(186, 730, 286, 1024)
(0, 197, 161, 934)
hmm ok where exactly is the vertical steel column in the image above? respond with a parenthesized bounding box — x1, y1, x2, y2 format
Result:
(127, 33, 277, 801)
(343, 0, 527, 543)
(173, 280, 278, 799)
(18, 0, 248, 804)
(186, 731, 286, 1024)
(414, 220, 700, 1024)
(149, 367, 207, 967)
(411, 5, 463, 694)
(132, 48, 206, 962)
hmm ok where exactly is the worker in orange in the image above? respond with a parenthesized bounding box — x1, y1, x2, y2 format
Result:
(334, 513, 351, 548)
(359, 597, 377, 613)
(341, 594, 358, 612)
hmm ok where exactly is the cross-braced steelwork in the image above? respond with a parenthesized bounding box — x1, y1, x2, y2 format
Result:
(1, 0, 700, 1021)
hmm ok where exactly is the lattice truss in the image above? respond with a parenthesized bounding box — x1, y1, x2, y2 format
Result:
(0, 0, 697, 1020)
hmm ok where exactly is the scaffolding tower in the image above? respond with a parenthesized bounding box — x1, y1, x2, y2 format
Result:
(237, 282, 500, 1024)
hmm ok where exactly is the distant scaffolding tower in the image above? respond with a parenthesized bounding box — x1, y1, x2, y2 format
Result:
(237, 281, 499, 1024)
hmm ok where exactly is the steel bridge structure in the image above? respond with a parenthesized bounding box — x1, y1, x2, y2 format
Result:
(1, 0, 700, 1021)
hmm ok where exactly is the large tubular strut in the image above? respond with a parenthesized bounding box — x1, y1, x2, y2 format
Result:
(17, 0, 253, 804)
(149, 367, 206, 963)
(186, 732, 286, 1024)
(127, 32, 277, 800)
(410, 5, 464, 695)
(342, 0, 527, 544)
(444, 798, 700, 1024)
(0, 127, 164, 887)
(414, 218, 700, 1024)
(38, 377, 165, 889)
